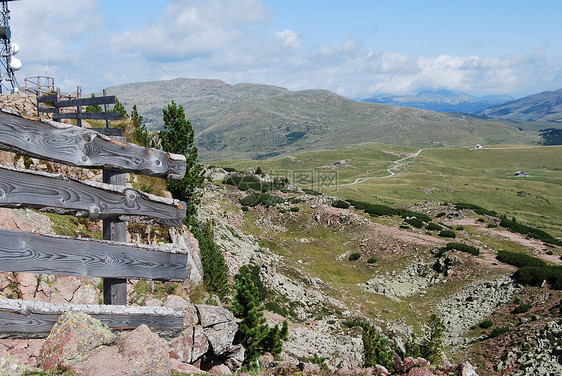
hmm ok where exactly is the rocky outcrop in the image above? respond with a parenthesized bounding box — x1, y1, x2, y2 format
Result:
(38, 311, 170, 376)
(168, 302, 242, 373)
(437, 276, 518, 345)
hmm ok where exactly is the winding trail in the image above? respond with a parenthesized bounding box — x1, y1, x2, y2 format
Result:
(339, 148, 425, 186)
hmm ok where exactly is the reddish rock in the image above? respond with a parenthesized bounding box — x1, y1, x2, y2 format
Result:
(170, 358, 207, 374)
(38, 311, 115, 371)
(15, 272, 37, 300)
(298, 362, 321, 373)
(407, 366, 434, 376)
(403, 357, 430, 372)
(209, 363, 232, 375)
(168, 326, 195, 363)
(374, 364, 390, 376)
(458, 362, 478, 376)
(192, 325, 210, 361)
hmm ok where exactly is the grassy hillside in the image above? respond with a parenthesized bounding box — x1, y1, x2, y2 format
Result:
(479, 88, 562, 122)
(107, 78, 542, 161)
(213, 144, 562, 238)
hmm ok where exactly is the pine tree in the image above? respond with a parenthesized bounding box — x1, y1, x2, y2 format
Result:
(157, 101, 205, 220)
(232, 271, 288, 368)
(192, 220, 230, 299)
(131, 104, 150, 147)
(112, 97, 128, 119)
(84, 93, 103, 112)
(420, 314, 445, 363)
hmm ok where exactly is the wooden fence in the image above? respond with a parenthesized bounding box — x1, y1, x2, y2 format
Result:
(0, 106, 190, 337)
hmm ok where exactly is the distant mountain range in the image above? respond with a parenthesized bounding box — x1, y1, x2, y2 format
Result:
(477, 88, 562, 123)
(360, 90, 513, 114)
(106, 79, 541, 161)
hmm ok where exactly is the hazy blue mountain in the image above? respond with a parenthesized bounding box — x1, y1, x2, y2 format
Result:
(477, 88, 562, 122)
(360, 90, 513, 114)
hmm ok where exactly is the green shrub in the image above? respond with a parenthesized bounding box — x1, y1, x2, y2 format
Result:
(223, 167, 238, 172)
(456, 226, 464, 231)
(367, 257, 377, 264)
(489, 326, 510, 338)
(477, 218, 486, 223)
(240, 193, 285, 207)
(241, 206, 249, 212)
(455, 203, 498, 217)
(302, 188, 322, 196)
(496, 250, 546, 268)
(265, 301, 287, 317)
(486, 223, 498, 228)
(479, 320, 493, 329)
(436, 212, 446, 218)
(290, 207, 300, 212)
(405, 217, 424, 228)
(347, 200, 430, 222)
(446, 242, 480, 256)
(546, 250, 554, 255)
(349, 253, 361, 261)
(332, 199, 350, 209)
(255, 166, 263, 175)
(499, 216, 562, 246)
(513, 266, 562, 289)
(400, 224, 410, 229)
(438, 230, 456, 238)
(426, 222, 442, 231)
(511, 303, 532, 314)
(302, 353, 327, 365)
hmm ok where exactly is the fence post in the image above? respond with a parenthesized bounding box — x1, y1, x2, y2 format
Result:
(76, 86, 82, 128)
(102, 135, 128, 305)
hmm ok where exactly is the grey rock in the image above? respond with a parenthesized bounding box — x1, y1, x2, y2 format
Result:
(195, 304, 235, 328)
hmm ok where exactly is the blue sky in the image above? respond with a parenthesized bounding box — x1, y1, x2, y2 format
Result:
(8, 0, 562, 98)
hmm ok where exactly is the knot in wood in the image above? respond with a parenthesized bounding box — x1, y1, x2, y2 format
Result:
(0, 188, 4, 199)
(124, 189, 138, 207)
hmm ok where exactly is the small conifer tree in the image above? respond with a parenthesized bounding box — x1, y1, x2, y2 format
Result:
(112, 97, 128, 119)
(232, 270, 288, 368)
(131, 104, 150, 147)
(84, 93, 103, 112)
(157, 101, 205, 220)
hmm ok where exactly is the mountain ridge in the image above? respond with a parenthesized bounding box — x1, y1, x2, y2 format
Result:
(107, 78, 538, 161)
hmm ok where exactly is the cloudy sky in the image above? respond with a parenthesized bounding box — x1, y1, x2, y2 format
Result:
(8, 0, 562, 99)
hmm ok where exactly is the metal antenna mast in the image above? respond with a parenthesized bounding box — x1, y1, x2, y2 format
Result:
(0, 0, 21, 93)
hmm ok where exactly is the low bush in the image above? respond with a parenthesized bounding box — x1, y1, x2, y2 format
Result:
(349, 253, 361, 261)
(400, 224, 410, 229)
(546, 250, 554, 255)
(456, 226, 464, 231)
(265, 301, 287, 317)
(224, 175, 286, 192)
(438, 230, 456, 238)
(290, 207, 300, 212)
(446, 242, 480, 256)
(332, 199, 350, 209)
(367, 257, 377, 264)
(436, 212, 446, 218)
(499, 216, 562, 245)
(513, 266, 562, 289)
(426, 222, 442, 231)
(405, 217, 424, 228)
(240, 193, 285, 207)
(455, 203, 498, 217)
(496, 250, 546, 268)
(347, 199, 430, 221)
(477, 218, 486, 223)
(302, 188, 322, 196)
(489, 326, 510, 338)
(479, 320, 493, 329)
(486, 224, 498, 228)
(511, 303, 532, 314)
(241, 206, 249, 212)
(223, 167, 238, 172)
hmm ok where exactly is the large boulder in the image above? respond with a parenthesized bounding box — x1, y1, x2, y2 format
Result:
(38, 311, 115, 370)
(37, 311, 170, 376)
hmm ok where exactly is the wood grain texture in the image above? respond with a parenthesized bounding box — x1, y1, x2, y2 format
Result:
(53, 111, 121, 120)
(0, 166, 186, 227)
(0, 311, 183, 337)
(0, 228, 189, 280)
(0, 110, 186, 179)
(53, 95, 116, 107)
(37, 94, 57, 103)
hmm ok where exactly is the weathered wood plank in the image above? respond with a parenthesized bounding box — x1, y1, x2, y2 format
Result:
(94, 127, 123, 136)
(37, 94, 57, 103)
(0, 299, 184, 337)
(0, 166, 186, 227)
(37, 106, 57, 113)
(53, 111, 121, 120)
(0, 229, 189, 281)
(103, 148, 128, 306)
(0, 109, 186, 179)
(53, 95, 116, 108)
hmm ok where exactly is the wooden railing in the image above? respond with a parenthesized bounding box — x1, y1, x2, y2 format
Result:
(0, 108, 189, 337)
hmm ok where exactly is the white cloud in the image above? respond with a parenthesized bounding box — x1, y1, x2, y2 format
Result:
(109, 0, 272, 60)
(273, 29, 301, 50)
